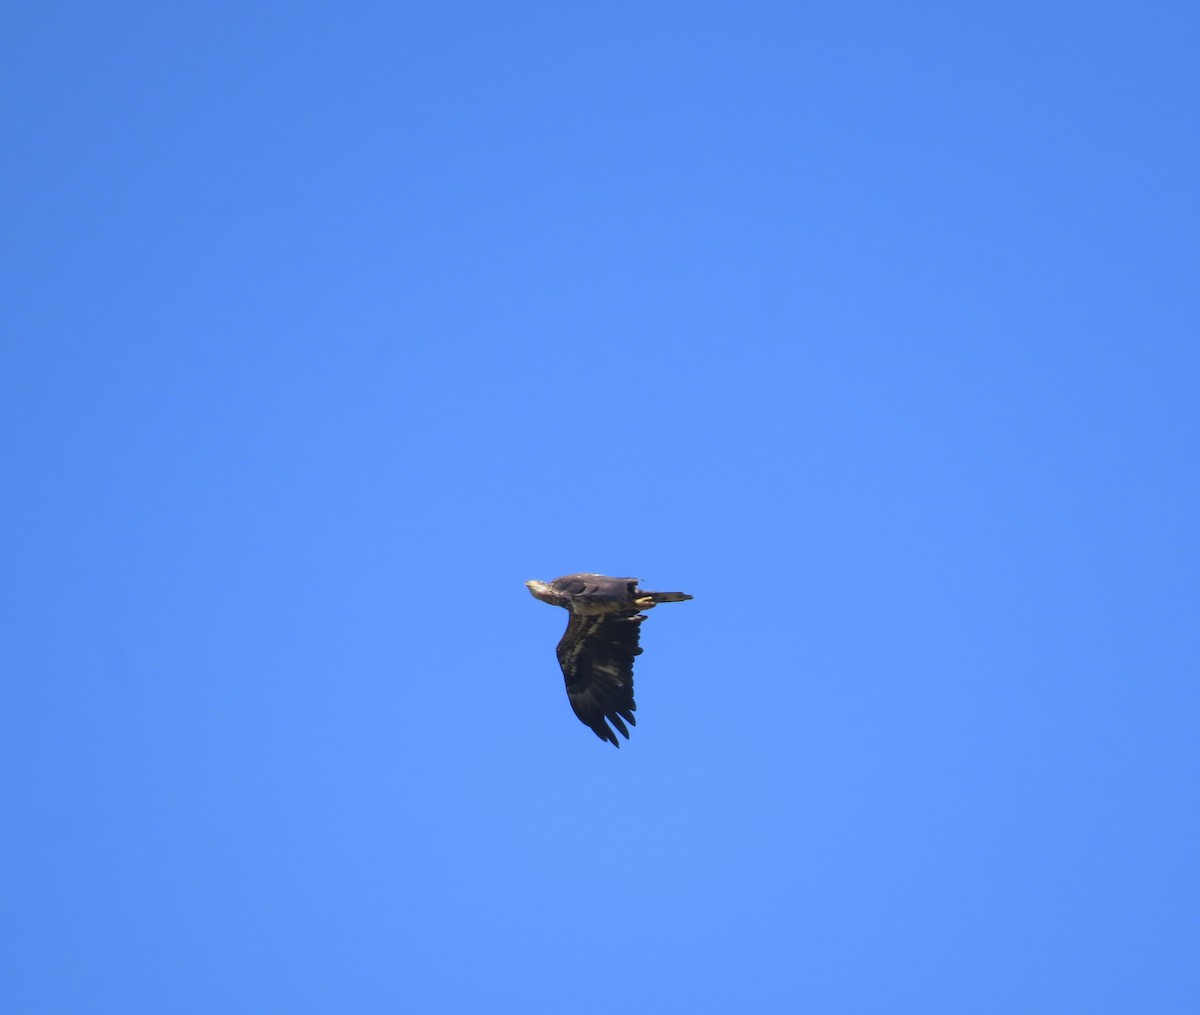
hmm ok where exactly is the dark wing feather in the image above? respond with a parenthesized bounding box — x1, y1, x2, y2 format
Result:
(557, 611, 643, 746)
(550, 574, 639, 604)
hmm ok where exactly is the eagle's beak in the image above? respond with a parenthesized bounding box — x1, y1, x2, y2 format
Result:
(525, 579, 552, 602)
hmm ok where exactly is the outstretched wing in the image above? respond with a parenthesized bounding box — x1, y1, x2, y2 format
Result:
(557, 611, 643, 746)
(550, 573, 640, 604)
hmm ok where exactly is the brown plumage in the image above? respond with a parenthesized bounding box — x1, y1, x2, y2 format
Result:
(525, 573, 693, 746)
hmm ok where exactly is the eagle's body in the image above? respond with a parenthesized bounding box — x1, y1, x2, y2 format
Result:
(525, 573, 693, 746)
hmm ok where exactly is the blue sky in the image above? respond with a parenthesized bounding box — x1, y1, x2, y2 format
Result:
(3, 2, 1198, 1012)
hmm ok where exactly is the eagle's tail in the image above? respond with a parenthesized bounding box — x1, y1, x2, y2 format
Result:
(644, 590, 693, 604)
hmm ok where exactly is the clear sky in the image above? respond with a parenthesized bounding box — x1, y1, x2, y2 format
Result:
(3, 2, 1198, 1012)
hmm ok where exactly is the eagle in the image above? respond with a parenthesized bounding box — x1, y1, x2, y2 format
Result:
(525, 573, 693, 746)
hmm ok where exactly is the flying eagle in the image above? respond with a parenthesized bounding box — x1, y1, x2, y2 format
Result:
(525, 573, 693, 746)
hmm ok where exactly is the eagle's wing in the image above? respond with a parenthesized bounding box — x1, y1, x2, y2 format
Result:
(557, 611, 643, 746)
(551, 573, 640, 602)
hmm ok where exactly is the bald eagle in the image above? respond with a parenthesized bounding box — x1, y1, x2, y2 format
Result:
(525, 573, 693, 746)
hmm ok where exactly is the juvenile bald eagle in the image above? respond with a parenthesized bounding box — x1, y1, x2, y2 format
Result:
(525, 573, 693, 746)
